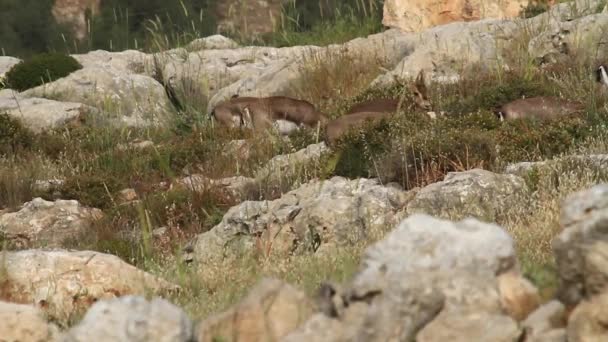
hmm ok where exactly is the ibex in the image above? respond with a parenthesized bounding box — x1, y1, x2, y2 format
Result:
(494, 96, 584, 121)
(324, 70, 435, 146)
(209, 95, 328, 135)
(345, 70, 433, 115)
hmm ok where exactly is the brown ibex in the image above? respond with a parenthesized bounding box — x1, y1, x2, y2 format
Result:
(324, 70, 435, 146)
(494, 96, 584, 121)
(209, 95, 328, 135)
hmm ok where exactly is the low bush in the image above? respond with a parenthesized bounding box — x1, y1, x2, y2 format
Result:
(0, 114, 34, 155)
(4, 52, 82, 91)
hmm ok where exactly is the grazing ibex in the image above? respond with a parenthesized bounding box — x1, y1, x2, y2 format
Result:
(345, 70, 433, 115)
(494, 96, 584, 121)
(209, 95, 329, 135)
(324, 70, 435, 146)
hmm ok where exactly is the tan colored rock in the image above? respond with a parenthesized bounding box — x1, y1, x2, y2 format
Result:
(567, 291, 608, 342)
(197, 278, 313, 342)
(0, 249, 178, 320)
(117, 188, 139, 204)
(523, 300, 566, 341)
(52, 0, 101, 40)
(383, 0, 530, 33)
(498, 270, 541, 321)
(0, 301, 59, 342)
(417, 310, 521, 342)
(0, 198, 103, 249)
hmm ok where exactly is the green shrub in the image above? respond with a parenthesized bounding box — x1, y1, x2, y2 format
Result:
(4, 53, 82, 91)
(0, 113, 34, 155)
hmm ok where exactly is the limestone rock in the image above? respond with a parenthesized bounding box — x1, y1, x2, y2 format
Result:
(0, 249, 178, 320)
(0, 198, 103, 249)
(197, 278, 312, 342)
(286, 214, 523, 341)
(567, 290, 608, 342)
(0, 89, 93, 133)
(0, 56, 20, 79)
(407, 169, 529, 221)
(523, 300, 566, 340)
(71, 49, 152, 75)
(23, 66, 172, 127)
(176, 174, 257, 202)
(0, 301, 59, 342)
(553, 184, 608, 306)
(254, 142, 330, 185)
(61, 296, 193, 342)
(190, 177, 410, 265)
(187, 35, 240, 51)
(382, 0, 529, 33)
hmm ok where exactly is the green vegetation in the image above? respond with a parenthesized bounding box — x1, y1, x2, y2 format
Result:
(4, 53, 82, 91)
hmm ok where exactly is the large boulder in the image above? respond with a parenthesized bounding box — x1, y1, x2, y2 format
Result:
(0, 89, 94, 133)
(0, 198, 103, 249)
(553, 184, 608, 307)
(0, 301, 59, 342)
(286, 214, 534, 341)
(189, 177, 410, 265)
(0, 249, 178, 320)
(61, 296, 194, 342)
(406, 169, 529, 221)
(70, 49, 153, 75)
(382, 0, 529, 33)
(23, 66, 172, 127)
(253, 142, 330, 185)
(523, 300, 567, 342)
(197, 278, 313, 342)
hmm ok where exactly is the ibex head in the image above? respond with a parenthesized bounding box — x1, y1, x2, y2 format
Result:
(597, 64, 608, 87)
(409, 70, 432, 111)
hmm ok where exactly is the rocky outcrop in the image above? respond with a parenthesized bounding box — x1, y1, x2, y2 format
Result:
(0, 249, 178, 320)
(188, 177, 410, 265)
(406, 169, 529, 221)
(286, 214, 535, 341)
(0, 301, 59, 342)
(0, 89, 94, 133)
(186, 35, 240, 51)
(61, 296, 194, 342)
(553, 184, 608, 307)
(522, 300, 567, 342)
(197, 278, 313, 342)
(0, 56, 20, 79)
(0, 198, 103, 249)
(382, 0, 530, 33)
(567, 290, 608, 341)
(23, 65, 172, 128)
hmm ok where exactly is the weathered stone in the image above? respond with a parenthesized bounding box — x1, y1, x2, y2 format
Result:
(0, 56, 20, 78)
(0, 198, 103, 249)
(71, 49, 151, 75)
(0, 89, 93, 133)
(61, 296, 193, 342)
(117, 188, 139, 204)
(553, 184, 608, 306)
(197, 278, 312, 342)
(383, 0, 529, 33)
(23, 66, 172, 127)
(254, 142, 330, 185)
(0, 249, 178, 320)
(190, 177, 409, 265)
(567, 290, 608, 342)
(416, 310, 521, 342)
(0, 301, 59, 342)
(187, 35, 240, 51)
(407, 169, 529, 221)
(176, 174, 257, 202)
(287, 214, 522, 341)
(523, 300, 566, 340)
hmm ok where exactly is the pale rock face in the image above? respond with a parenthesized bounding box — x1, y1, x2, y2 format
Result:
(197, 278, 313, 342)
(61, 296, 194, 342)
(0, 56, 21, 79)
(0, 197, 103, 248)
(0, 301, 59, 342)
(0, 249, 178, 320)
(383, 0, 530, 32)
(0, 89, 93, 133)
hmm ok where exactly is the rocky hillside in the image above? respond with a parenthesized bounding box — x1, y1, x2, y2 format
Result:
(1, 0, 608, 341)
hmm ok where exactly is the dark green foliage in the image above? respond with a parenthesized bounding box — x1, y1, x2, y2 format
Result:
(0, 114, 34, 155)
(59, 172, 126, 209)
(4, 53, 82, 91)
